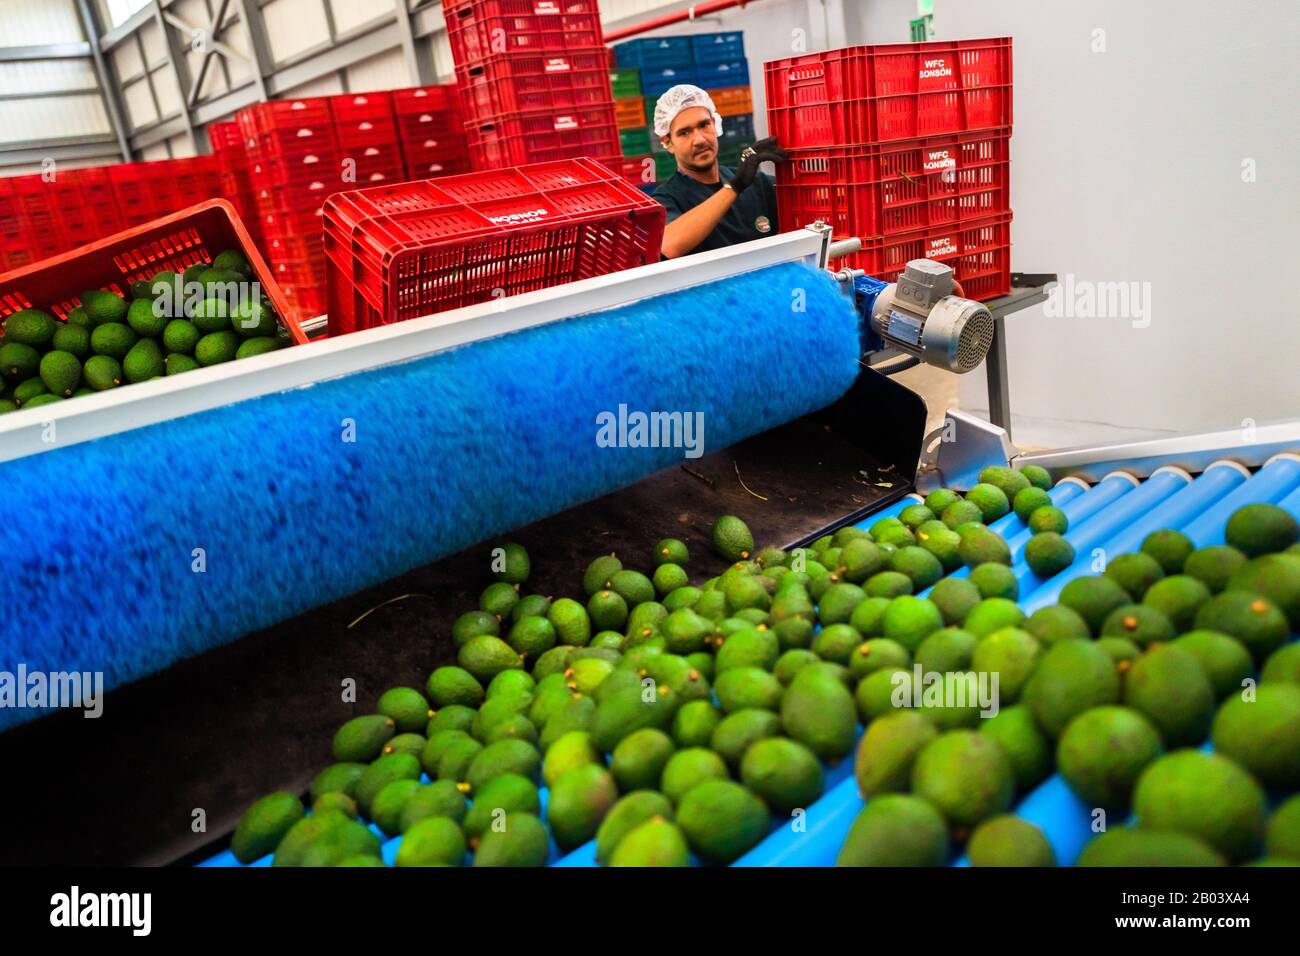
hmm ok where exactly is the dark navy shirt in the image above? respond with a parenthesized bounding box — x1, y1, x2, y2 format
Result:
(652, 166, 779, 255)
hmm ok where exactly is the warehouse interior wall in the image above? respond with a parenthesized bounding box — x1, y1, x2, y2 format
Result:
(848, 0, 1300, 450)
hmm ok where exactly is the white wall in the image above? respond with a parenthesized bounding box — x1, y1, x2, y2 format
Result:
(843, 0, 1300, 448)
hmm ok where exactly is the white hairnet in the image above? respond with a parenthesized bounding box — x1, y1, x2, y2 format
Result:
(652, 84, 724, 140)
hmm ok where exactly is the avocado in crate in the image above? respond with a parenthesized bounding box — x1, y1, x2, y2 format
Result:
(0, 200, 301, 414)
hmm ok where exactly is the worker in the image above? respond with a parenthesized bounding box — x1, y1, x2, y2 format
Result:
(651, 84, 788, 258)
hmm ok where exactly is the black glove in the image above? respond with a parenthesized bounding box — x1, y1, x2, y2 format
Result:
(726, 136, 788, 194)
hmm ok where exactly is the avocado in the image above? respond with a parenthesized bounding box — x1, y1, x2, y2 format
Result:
(190, 296, 231, 334)
(1227, 553, 1300, 628)
(1142, 574, 1211, 631)
(1182, 545, 1246, 594)
(839, 538, 887, 583)
(588, 590, 629, 632)
(855, 711, 938, 797)
(1077, 828, 1224, 867)
(0, 399, 14, 414)
(181, 262, 210, 288)
(836, 794, 949, 867)
(1133, 750, 1267, 863)
(507, 615, 557, 659)
(13, 376, 48, 405)
(283, 815, 382, 868)
(854, 667, 911, 724)
(164, 353, 199, 375)
(427, 706, 476, 740)
(121, 338, 164, 383)
(1262, 641, 1300, 686)
(671, 699, 722, 748)
(481, 580, 520, 618)
(583, 554, 623, 595)
(21, 393, 62, 408)
(212, 248, 252, 276)
(426, 665, 485, 708)
(880, 595, 944, 652)
(846, 595, 889, 636)
(610, 727, 675, 791)
(710, 708, 782, 769)
(781, 665, 857, 759)
(848, 638, 910, 681)
(233, 301, 278, 339)
(916, 525, 962, 573)
(50, 323, 90, 359)
(979, 704, 1052, 792)
(1103, 551, 1165, 601)
(450, 611, 498, 650)
(965, 483, 1010, 523)
(1012, 486, 1052, 523)
(898, 503, 935, 529)
(590, 684, 676, 752)
(652, 537, 689, 565)
(1022, 639, 1120, 737)
(547, 763, 618, 850)
(195, 330, 240, 365)
(963, 597, 1026, 638)
(816, 582, 866, 626)
(926, 578, 979, 627)
(466, 739, 541, 793)
(942, 499, 985, 529)
(661, 747, 730, 804)
(1056, 705, 1163, 808)
(89, 322, 136, 360)
(1171, 630, 1253, 700)
(458, 635, 523, 683)
(741, 737, 823, 814)
(399, 780, 469, 831)
(595, 791, 675, 864)
(1017, 465, 1051, 490)
(914, 627, 978, 674)
(1266, 795, 1300, 860)
(395, 816, 466, 867)
(966, 816, 1055, 867)
(872, 517, 916, 548)
(382, 732, 428, 758)
(715, 627, 779, 674)
(231, 792, 305, 863)
(472, 812, 549, 866)
(1099, 603, 1176, 646)
(812, 623, 862, 665)
(332, 714, 396, 762)
(958, 526, 1012, 569)
(126, 297, 167, 337)
(312, 792, 357, 818)
(236, 336, 281, 359)
(712, 515, 754, 561)
(370, 778, 422, 836)
(1, 342, 40, 381)
(1123, 644, 1215, 747)
(353, 752, 421, 816)
(979, 465, 1032, 500)
(1141, 528, 1195, 574)
(971, 627, 1041, 703)
(1096, 636, 1141, 666)
(713, 667, 782, 713)
(539, 695, 597, 751)
(1024, 532, 1075, 578)
(925, 488, 962, 513)
(609, 569, 655, 608)
(1225, 502, 1299, 556)
(475, 699, 532, 747)
(1211, 684, 1300, 790)
(1058, 575, 1131, 634)
(1027, 505, 1069, 535)
(4, 308, 57, 346)
(435, 734, 483, 783)
(675, 779, 768, 863)
(462, 774, 540, 841)
(865, 571, 913, 598)
(652, 563, 688, 597)
(527, 674, 574, 725)
(309, 762, 366, 802)
(663, 585, 702, 613)
(969, 562, 1019, 601)
(1194, 591, 1288, 663)
(911, 730, 1013, 829)
(887, 546, 943, 591)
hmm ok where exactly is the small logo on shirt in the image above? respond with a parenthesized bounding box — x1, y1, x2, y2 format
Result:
(755, 215, 772, 234)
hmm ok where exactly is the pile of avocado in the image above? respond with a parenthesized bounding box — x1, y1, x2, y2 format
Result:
(841, 497, 1300, 867)
(0, 248, 286, 414)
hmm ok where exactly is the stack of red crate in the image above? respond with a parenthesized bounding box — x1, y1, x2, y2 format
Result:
(210, 120, 262, 248)
(766, 38, 1014, 300)
(445, 0, 621, 171)
(239, 97, 342, 320)
(332, 91, 409, 186)
(392, 85, 472, 179)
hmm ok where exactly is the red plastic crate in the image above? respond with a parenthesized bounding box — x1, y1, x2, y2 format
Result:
(244, 97, 334, 136)
(392, 84, 460, 117)
(444, 0, 604, 66)
(0, 199, 307, 343)
(465, 106, 620, 169)
(209, 119, 243, 152)
(836, 214, 1013, 301)
(322, 157, 664, 336)
(402, 141, 473, 179)
(454, 51, 612, 120)
(776, 128, 1010, 237)
(601, 154, 655, 188)
(765, 37, 1012, 146)
(331, 91, 394, 124)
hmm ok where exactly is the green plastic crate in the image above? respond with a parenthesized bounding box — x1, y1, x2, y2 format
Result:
(620, 127, 651, 156)
(654, 152, 677, 182)
(611, 68, 642, 98)
(718, 143, 744, 166)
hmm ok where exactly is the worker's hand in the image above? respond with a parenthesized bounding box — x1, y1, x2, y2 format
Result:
(726, 136, 788, 194)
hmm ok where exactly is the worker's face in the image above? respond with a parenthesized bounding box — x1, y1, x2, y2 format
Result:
(665, 107, 718, 174)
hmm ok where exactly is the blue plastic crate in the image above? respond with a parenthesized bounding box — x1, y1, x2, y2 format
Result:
(691, 31, 745, 64)
(697, 58, 749, 90)
(719, 112, 754, 144)
(640, 66, 698, 98)
(614, 36, 694, 70)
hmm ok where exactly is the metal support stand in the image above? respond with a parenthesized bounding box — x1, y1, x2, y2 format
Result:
(979, 273, 1057, 442)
